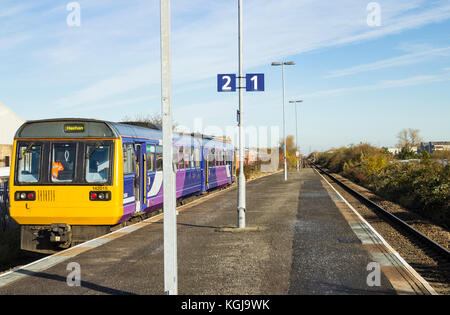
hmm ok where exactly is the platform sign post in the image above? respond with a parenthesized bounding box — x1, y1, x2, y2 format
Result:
(215, 1, 264, 229)
(160, 0, 177, 295)
(237, 0, 245, 229)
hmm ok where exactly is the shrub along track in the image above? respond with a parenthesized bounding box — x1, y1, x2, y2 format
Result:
(311, 163, 450, 295)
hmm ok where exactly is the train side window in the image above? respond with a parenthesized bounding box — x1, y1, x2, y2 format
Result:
(156, 145, 163, 171)
(208, 148, 216, 167)
(146, 145, 155, 172)
(173, 146, 179, 171)
(178, 146, 184, 170)
(184, 146, 191, 169)
(123, 143, 135, 175)
(194, 147, 200, 168)
(190, 147, 195, 168)
(51, 143, 76, 183)
(216, 149, 222, 166)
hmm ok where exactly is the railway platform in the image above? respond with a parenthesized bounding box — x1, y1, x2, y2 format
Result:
(0, 169, 434, 295)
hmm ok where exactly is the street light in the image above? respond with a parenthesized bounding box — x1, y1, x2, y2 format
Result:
(272, 61, 295, 181)
(289, 100, 303, 171)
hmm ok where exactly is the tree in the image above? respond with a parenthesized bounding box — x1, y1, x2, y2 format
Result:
(279, 135, 297, 169)
(408, 128, 422, 148)
(396, 128, 422, 151)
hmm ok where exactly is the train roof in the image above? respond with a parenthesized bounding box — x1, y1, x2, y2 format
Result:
(14, 118, 233, 148)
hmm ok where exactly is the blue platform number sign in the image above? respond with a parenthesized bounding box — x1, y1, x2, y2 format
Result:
(217, 74, 236, 92)
(246, 73, 264, 92)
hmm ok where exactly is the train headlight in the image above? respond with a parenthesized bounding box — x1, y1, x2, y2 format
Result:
(90, 191, 111, 201)
(15, 191, 36, 201)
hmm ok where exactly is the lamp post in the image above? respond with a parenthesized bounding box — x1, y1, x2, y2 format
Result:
(289, 100, 303, 171)
(236, 0, 246, 228)
(271, 61, 295, 181)
(160, 0, 177, 295)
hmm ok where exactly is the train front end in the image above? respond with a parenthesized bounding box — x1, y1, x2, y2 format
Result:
(9, 119, 123, 253)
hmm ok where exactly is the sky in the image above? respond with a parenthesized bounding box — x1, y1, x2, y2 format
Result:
(1, 0, 449, 153)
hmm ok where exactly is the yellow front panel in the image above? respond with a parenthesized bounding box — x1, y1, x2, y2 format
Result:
(9, 139, 124, 226)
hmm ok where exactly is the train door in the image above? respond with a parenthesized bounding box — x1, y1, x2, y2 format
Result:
(134, 143, 145, 213)
(204, 148, 209, 189)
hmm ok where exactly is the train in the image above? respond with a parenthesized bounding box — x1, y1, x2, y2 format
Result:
(9, 118, 235, 253)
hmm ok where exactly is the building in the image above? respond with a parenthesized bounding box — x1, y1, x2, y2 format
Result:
(383, 147, 400, 155)
(0, 101, 25, 167)
(418, 141, 450, 154)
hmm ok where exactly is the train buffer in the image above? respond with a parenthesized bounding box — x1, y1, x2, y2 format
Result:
(0, 169, 435, 295)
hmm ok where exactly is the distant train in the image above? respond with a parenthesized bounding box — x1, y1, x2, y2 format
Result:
(9, 119, 235, 253)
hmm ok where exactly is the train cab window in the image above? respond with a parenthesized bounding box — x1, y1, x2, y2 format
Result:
(123, 143, 135, 175)
(17, 144, 41, 183)
(156, 145, 163, 171)
(178, 146, 184, 170)
(51, 143, 76, 183)
(146, 145, 155, 172)
(85, 144, 110, 183)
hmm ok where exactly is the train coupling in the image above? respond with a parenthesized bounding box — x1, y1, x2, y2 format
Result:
(49, 223, 72, 248)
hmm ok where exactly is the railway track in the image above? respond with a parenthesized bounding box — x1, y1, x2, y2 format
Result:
(310, 162, 450, 295)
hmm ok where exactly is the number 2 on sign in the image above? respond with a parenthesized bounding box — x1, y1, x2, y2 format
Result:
(223, 76, 232, 91)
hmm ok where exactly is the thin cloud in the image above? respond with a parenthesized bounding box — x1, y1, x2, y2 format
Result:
(302, 73, 450, 99)
(325, 46, 450, 78)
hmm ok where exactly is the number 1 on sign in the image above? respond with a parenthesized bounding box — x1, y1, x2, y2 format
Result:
(250, 75, 258, 91)
(246, 73, 264, 92)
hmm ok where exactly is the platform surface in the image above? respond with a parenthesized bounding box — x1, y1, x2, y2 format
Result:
(0, 169, 427, 295)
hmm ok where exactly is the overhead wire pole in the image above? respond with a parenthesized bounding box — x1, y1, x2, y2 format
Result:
(237, 0, 246, 228)
(160, 0, 177, 295)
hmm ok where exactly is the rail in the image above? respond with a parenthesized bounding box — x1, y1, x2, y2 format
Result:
(310, 162, 450, 260)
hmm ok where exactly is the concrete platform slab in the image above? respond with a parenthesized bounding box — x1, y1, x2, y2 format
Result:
(0, 169, 431, 295)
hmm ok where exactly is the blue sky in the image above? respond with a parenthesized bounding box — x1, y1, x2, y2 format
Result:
(1, 0, 450, 153)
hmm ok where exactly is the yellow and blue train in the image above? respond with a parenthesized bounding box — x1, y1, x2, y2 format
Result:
(9, 118, 235, 253)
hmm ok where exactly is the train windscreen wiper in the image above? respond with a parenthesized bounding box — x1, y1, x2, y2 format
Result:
(20, 142, 35, 159)
(87, 142, 103, 159)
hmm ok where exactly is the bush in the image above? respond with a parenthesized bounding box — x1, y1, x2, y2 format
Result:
(316, 144, 450, 228)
